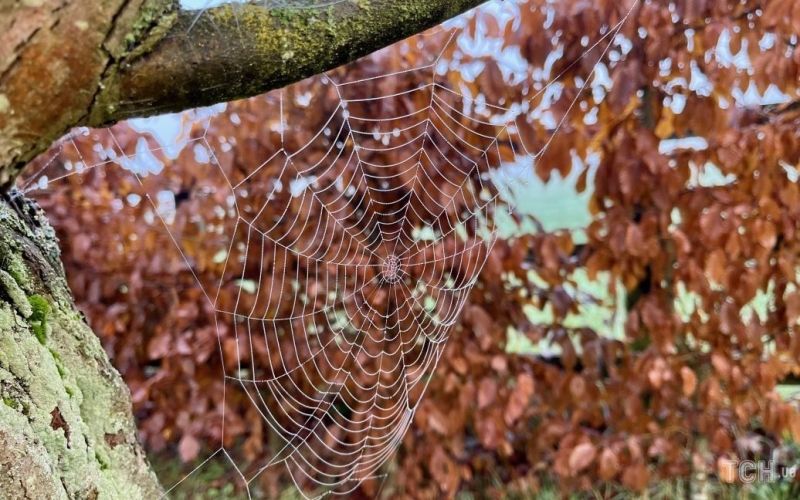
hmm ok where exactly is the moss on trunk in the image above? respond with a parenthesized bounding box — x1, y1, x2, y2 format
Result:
(0, 195, 162, 499)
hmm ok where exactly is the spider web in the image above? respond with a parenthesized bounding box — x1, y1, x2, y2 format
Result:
(21, 1, 636, 497)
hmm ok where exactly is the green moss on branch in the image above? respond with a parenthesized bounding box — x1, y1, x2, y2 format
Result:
(90, 0, 487, 125)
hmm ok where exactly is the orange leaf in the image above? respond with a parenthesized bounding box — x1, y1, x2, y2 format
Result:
(568, 442, 597, 475)
(598, 448, 620, 481)
(477, 378, 497, 410)
(621, 463, 649, 491)
(711, 352, 731, 380)
(680, 366, 698, 397)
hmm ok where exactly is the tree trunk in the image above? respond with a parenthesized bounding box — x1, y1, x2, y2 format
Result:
(0, 196, 163, 498)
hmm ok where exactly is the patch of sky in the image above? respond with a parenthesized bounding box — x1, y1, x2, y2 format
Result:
(658, 136, 707, 155)
(452, 9, 528, 86)
(542, 3, 554, 30)
(127, 193, 142, 207)
(295, 91, 312, 107)
(119, 138, 165, 176)
(193, 144, 210, 164)
(688, 161, 737, 188)
(505, 268, 627, 356)
(412, 226, 438, 242)
(688, 60, 713, 97)
(156, 190, 177, 224)
(481, 0, 523, 32)
(290, 176, 316, 197)
(659, 57, 672, 77)
(128, 113, 186, 159)
(591, 63, 612, 103)
(759, 33, 777, 51)
(664, 92, 687, 113)
(781, 161, 799, 182)
(458, 60, 485, 83)
(732, 81, 791, 107)
(497, 46, 529, 85)
(532, 45, 563, 83)
(127, 103, 225, 160)
(685, 29, 695, 52)
(583, 106, 598, 125)
(609, 33, 633, 63)
(714, 29, 751, 71)
(528, 82, 563, 130)
(456, 16, 503, 60)
(490, 152, 599, 243)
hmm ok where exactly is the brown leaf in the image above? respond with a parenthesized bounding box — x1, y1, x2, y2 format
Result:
(711, 352, 731, 380)
(755, 220, 777, 249)
(680, 366, 698, 397)
(787, 290, 800, 326)
(478, 413, 499, 451)
(598, 448, 620, 481)
(178, 433, 200, 462)
(621, 463, 649, 491)
(477, 378, 497, 410)
(427, 406, 450, 436)
(568, 442, 597, 475)
(429, 446, 460, 495)
(569, 375, 586, 399)
(491, 355, 508, 374)
(705, 248, 726, 284)
(504, 374, 535, 425)
(468, 305, 494, 337)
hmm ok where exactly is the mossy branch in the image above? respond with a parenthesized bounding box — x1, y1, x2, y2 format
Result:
(0, 0, 485, 189)
(89, 0, 487, 126)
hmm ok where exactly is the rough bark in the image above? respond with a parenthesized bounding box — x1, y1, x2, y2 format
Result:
(0, 196, 162, 498)
(0, 0, 486, 189)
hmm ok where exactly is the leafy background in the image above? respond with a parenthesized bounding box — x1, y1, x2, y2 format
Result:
(22, 0, 800, 497)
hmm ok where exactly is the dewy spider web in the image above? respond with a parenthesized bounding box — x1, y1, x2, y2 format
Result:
(21, 1, 636, 497)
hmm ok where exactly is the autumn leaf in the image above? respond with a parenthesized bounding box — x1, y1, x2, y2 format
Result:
(680, 367, 698, 397)
(711, 352, 731, 380)
(178, 433, 201, 462)
(429, 446, 460, 495)
(598, 448, 620, 481)
(787, 290, 800, 326)
(621, 463, 650, 492)
(478, 378, 498, 410)
(568, 442, 597, 475)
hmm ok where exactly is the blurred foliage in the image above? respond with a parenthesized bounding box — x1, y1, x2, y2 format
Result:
(23, 0, 800, 497)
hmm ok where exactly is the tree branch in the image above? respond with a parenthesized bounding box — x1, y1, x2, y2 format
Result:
(90, 0, 487, 125)
(0, 0, 486, 189)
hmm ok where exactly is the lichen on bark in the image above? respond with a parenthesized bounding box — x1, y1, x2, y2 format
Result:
(0, 197, 162, 499)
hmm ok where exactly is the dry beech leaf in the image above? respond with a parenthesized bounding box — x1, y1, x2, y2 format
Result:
(621, 463, 649, 492)
(504, 374, 535, 425)
(711, 352, 731, 380)
(478, 378, 498, 410)
(787, 290, 800, 326)
(178, 434, 201, 462)
(680, 366, 698, 397)
(598, 448, 620, 481)
(568, 442, 597, 475)
(429, 446, 460, 495)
